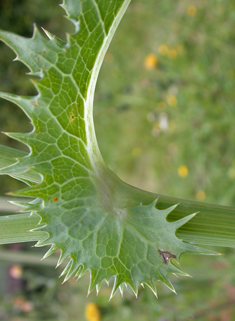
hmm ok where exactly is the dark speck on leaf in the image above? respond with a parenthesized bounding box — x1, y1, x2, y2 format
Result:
(159, 250, 176, 264)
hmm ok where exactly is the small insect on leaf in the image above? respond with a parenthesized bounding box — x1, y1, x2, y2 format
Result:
(159, 250, 176, 264)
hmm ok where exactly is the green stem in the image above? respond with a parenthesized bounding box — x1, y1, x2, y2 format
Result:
(158, 194, 235, 247)
(0, 249, 60, 266)
(0, 192, 234, 247)
(0, 213, 47, 244)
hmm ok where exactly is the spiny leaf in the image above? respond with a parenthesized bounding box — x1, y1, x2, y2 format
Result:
(0, 0, 230, 297)
(0, 144, 42, 184)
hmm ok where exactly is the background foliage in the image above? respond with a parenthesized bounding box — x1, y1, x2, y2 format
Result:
(0, 0, 235, 320)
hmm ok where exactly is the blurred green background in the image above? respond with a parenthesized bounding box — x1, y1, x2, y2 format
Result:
(0, 0, 235, 320)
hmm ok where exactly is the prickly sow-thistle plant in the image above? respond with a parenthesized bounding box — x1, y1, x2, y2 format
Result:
(0, 0, 234, 297)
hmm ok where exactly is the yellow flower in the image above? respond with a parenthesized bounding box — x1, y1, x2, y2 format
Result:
(85, 303, 101, 321)
(158, 44, 169, 56)
(196, 190, 206, 201)
(132, 147, 142, 157)
(167, 95, 177, 107)
(152, 122, 160, 136)
(144, 54, 158, 69)
(9, 265, 23, 279)
(187, 5, 197, 16)
(178, 165, 188, 178)
(168, 49, 178, 60)
(157, 101, 166, 109)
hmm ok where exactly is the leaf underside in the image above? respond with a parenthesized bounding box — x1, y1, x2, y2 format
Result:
(0, 0, 224, 297)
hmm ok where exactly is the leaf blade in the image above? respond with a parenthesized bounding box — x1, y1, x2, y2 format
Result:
(0, 0, 234, 297)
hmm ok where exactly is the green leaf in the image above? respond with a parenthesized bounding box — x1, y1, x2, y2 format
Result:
(0, 144, 42, 185)
(0, 0, 233, 297)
